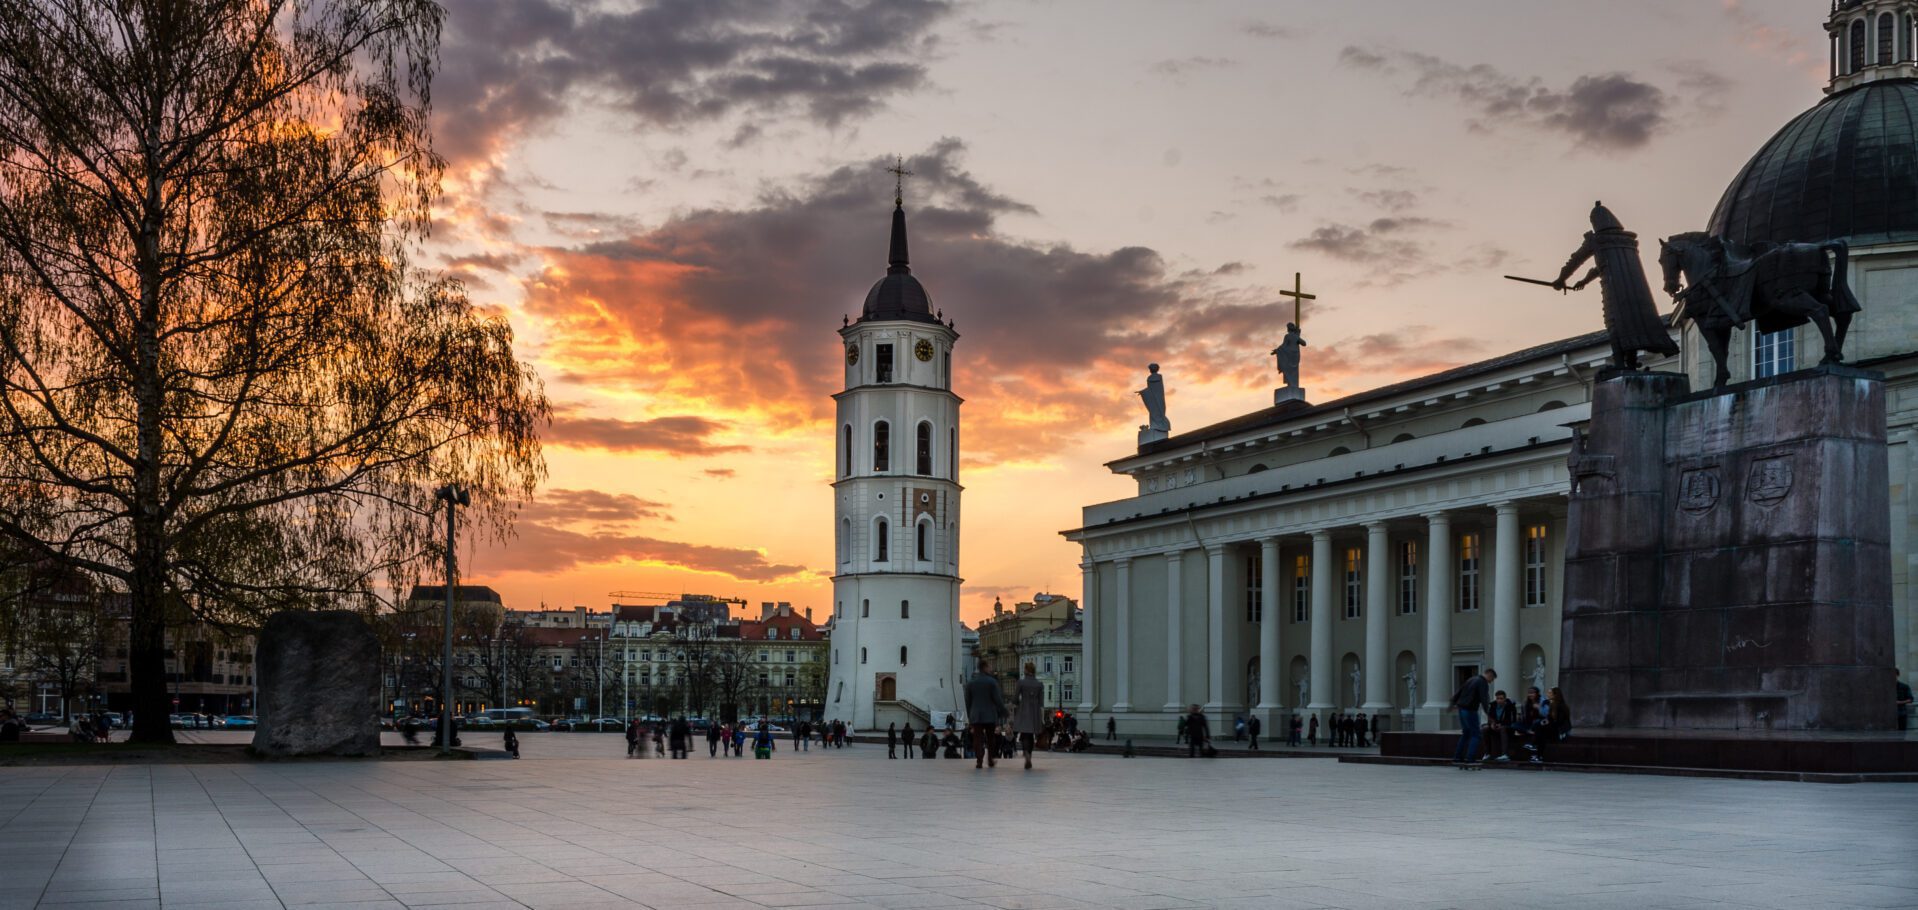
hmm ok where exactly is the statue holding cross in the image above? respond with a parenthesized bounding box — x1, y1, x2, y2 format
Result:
(1272, 272, 1313, 401)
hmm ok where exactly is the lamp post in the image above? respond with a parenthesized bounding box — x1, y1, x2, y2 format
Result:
(435, 484, 469, 756)
(580, 633, 604, 724)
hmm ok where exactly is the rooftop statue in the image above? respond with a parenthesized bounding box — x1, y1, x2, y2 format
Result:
(1272, 322, 1307, 389)
(1551, 202, 1680, 371)
(1138, 363, 1170, 434)
(1658, 232, 1860, 388)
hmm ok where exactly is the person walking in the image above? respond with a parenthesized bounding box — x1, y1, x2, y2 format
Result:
(1012, 662, 1045, 771)
(1185, 704, 1210, 758)
(626, 719, 641, 757)
(1106, 717, 1117, 741)
(1234, 714, 1246, 742)
(707, 722, 721, 757)
(1174, 713, 1187, 745)
(753, 720, 775, 759)
(964, 659, 1008, 769)
(900, 720, 913, 759)
(1307, 714, 1318, 746)
(887, 722, 898, 759)
(502, 728, 519, 758)
(1451, 668, 1496, 767)
(792, 722, 804, 752)
(1246, 714, 1261, 751)
(1371, 711, 1384, 747)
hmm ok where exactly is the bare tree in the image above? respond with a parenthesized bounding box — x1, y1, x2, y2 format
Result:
(23, 593, 98, 719)
(0, 1, 548, 742)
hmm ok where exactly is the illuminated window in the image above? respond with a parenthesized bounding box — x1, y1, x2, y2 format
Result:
(1754, 329, 1794, 379)
(1458, 533, 1482, 612)
(1398, 540, 1418, 615)
(1525, 524, 1549, 607)
(873, 421, 890, 472)
(1343, 547, 1362, 619)
(1293, 555, 1310, 622)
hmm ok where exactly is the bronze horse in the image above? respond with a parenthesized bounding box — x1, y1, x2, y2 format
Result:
(1657, 232, 1859, 388)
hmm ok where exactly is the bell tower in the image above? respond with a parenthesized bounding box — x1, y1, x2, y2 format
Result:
(825, 165, 965, 730)
(1827, 0, 1918, 93)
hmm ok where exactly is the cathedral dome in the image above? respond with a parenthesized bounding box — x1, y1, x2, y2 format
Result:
(1708, 79, 1918, 247)
(859, 202, 942, 324)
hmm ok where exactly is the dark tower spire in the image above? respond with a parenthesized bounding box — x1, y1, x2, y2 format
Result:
(886, 155, 913, 274)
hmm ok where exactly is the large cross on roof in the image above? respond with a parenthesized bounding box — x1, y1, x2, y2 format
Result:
(1278, 272, 1315, 326)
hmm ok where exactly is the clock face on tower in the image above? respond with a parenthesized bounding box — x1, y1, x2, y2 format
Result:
(914, 338, 934, 361)
(845, 344, 859, 365)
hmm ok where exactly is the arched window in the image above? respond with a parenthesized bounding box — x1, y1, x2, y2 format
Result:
(1247, 463, 1269, 474)
(1852, 19, 1867, 72)
(1328, 446, 1351, 456)
(949, 427, 956, 480)
(1462, 417, 1487, 428)
(1391, 433, 1416, 444)
(861, 599, 870, 618)
(916, 421, 933, 475)
(901, 599, 910, 619)
(1537, 400, 1568, 412)
(900, 646, 909, 665)
(1881, 12, 1896, 64)
(874, 518, 889, 562)
(861, 647, 868, 664)
(873, 421, 890, 472)
(843, 425, 852, 476)
(916, 521, 929, 560)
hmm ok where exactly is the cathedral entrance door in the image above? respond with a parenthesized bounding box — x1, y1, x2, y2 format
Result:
(878, 675, 897, 701)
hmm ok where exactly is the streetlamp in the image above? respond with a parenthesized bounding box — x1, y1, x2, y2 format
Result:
(435, 483, 469, 755)
(580, 632, 604, 724)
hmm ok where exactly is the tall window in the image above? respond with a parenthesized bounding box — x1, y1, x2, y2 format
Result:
(873, 421, 890, 471)
(1343, 547, 1362, 619)
(1398, 540, 1418, 615)
(899, 646, 908, 665)
(916, 421, 933, 475)
(1754, 329, 1794, 379)
(1458, 533, 1482, 612)
(901, 599, 910, 619)
(861, 647, 867, 664)
(1852, 19, 1867, 72)
(949, 428, 956, 480)
(861, 599, 870, 618)
(916, 522, 929, 560)
(1525, 524, 1549, 607)
(874, 518, 888, 561)
(1063, 656, 1073, 673)
(1881, 12, 1896, 63)
(843, 425, 852, 476)
(876, 343, 894, 382)
(1293, 555, 1310, 622)
(1244, 554, 1263, 622)
(839, 518, 851, 564)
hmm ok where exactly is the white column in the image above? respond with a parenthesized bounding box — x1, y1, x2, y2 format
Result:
(1420, 512, 1453, 730)
(1363, 521, 1391, 710)
(1205, 545, 1227, 712)
(1113, 557, 1132, 712)
(1077, 559, 1096, 713)
(1256, 537, 1281, 715)
(1492, 502, 1522, 685)
(1163, 549, 1184, 712)
(1308, 530, 1334, 710)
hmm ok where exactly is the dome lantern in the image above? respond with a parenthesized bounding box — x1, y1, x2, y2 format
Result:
(1827, 0, 1918, 93)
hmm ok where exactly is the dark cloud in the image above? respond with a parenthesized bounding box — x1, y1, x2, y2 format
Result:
(521, 489, 671, 524)
(1259, 193, 1303, 213)
(1290, 217, 1437, 263)
(545, 409, 747, 456)
(435, 0, 954, 164)
(702, 468, 736, 478)
(1352, 188, 1420, 213)
(1343, 48, 1673, 152)
(1149, 56, 1235, 77)
(489, 521, 810, 580)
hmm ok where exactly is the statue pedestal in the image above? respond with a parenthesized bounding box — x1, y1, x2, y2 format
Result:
(1274, 387, 1307, 405)
(1137, 426, 1168, 446)
(1561, 366, 1895, 732)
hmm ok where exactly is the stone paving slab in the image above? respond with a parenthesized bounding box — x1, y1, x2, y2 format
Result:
(2, 733, 1915, 908)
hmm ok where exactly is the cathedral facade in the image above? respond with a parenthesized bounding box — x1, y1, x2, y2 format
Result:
(825, 193, 968, 731)
(1066, 0, 1918, 736)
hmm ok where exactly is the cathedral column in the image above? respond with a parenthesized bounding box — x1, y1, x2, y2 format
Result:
(1419, 512, 1453, 731)
(1204, 544, 1227, 713)
(1162, 549, 1185, 712)
(1363, 521, 1391, 710)
(1256, 536, 1282, 718)
(1077, 559, 1096, 713)
(1492, 502, 1522, 684)
(1308, 530, 1334, 711)
(1113, 557, 1132, 712)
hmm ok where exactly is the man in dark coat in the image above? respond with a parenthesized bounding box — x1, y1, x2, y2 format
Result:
(1246, 714, 1261, 751)
(1554, 201, 1679, 370)
(1185, 704, 1210, 757)
(964, 660, 1007, 768)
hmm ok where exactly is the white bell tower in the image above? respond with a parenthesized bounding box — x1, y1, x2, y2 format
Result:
(825, 170, 965, 731)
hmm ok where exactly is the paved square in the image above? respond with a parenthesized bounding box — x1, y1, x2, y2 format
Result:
(3, 736, 1915, 910)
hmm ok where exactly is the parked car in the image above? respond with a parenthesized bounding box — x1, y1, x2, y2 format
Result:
(23, 711, 58, 727)
(221, 715, 257, 729)
(458, 715, 496, 729)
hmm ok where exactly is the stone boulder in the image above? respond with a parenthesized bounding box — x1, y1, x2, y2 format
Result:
(252, 610, 382, 756)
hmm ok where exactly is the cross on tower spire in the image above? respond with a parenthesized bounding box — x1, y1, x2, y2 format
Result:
(887, 155, 913, 207)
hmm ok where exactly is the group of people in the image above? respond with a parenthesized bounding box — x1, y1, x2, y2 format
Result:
(1450, 667, 1571, 766)
(898, 658, 1055, 769)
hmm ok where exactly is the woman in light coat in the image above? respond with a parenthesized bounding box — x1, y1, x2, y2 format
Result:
(1012, 661, 1047, 770)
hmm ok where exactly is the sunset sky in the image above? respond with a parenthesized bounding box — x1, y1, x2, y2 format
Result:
(431, 0, 1831, 625)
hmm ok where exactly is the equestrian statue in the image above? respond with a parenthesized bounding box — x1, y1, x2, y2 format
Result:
(1658, 230, 1859, 388)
